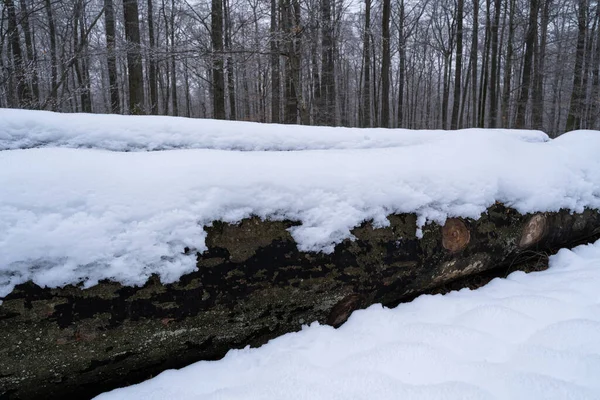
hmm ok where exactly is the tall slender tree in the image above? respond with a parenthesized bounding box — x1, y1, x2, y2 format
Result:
(5, 0, 31, 107)
(488, 0, 501, 127)
(123, 0, 145, 114)
(515, 0, 539, 128)
(451, 0, 464, 129)
(211, 0, 226, 119)
(147, 0, 158, 114)
(270, 0, 280, 123)
(380, 0, 390, 127)
(361, 0, 371, 127)
(566, 0, 588, 131)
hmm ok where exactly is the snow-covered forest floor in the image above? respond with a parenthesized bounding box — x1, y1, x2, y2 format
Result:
(96, 239, 600, 400)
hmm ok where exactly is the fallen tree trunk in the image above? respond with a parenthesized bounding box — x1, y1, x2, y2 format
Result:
(1, 204, 600, 399)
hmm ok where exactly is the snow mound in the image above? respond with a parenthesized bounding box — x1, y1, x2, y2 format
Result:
(0, 110, 599, 298)
(0, 109, 549, 151)
(95, 239, 600, 400)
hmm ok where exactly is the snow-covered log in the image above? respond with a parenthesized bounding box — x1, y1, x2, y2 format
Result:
(1, 204, 599, 399)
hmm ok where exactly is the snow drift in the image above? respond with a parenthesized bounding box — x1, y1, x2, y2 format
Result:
(0, 108, 549, 151)
(95, 238, 600, 400)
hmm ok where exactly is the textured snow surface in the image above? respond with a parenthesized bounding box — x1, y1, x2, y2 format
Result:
(0, 108, 549, 151)
(96, 240, 600, 400)
(1, 110, 600, 298)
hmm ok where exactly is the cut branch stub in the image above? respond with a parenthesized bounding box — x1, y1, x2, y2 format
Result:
(519, 213, 547, 248)
(442, 218, 471, 253)
(327, 294, 363, 328)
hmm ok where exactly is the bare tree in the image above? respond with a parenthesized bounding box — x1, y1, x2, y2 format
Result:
(123, 0, 145, 114)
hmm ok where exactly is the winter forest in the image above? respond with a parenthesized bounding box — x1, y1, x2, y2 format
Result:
(1, 0, 599, 136)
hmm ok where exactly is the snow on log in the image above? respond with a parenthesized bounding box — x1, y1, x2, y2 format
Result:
(1, 204, 599, 399)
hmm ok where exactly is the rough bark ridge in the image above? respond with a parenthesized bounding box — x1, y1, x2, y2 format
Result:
(1, 204, 600, 399)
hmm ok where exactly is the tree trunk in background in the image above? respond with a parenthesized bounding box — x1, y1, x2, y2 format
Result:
(104, 0, 120, 113)
(566, 0, 587, 131)
(515, 0, 538, 129)
(283, 0, 303, 124)
(282, 0, 296, 124)
(478, 0, 491, 128)
(361, 0, 371, 127)
(292, 0, 308, 124)
(5, 0, 32, 108)
(74, 1, 92, 113)
(224, 0, 236, 120)
(73, 3, 85, 111)
(488, 0, 501, 127)
(321, 0, 335, 125)
(270, 0, 280, 123)
(170, 0, 179, 116)
(147, 0, 158, 115)
(312, 34, 322, 123)
(161, 0, 171, 112)
(442, 49, 452, 129)
(470, 0, 479, 127)
(18, 0, 39, 107)
(123, 0, 145, 114)
(501, 0, 515, 127)
(211, 0, 226, 119)
(581, 5, 597, 128)
(531, 0, 550, 129)
(451, 0, 463, 129)
(397, 0, 405, 128)
(380, 0, 390, 128)
(592, 5, 600, 128)
(43, 0, 58, 110)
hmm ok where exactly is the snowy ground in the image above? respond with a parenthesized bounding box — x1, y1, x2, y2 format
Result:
(1, 110, 600, 298)
(96, 239, 600, 400)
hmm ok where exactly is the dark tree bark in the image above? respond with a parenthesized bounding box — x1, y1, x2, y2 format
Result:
(451, 0, 464, 129)
(565, 0, 587, 131)
(397, 0, 405, 128)
(488, 0, 501, 127)
(73, 0, 92, 113)
(2, 205, 600, 400)
(531, 0, 550, 129)
(270, 0, 280, 123)
(478, 0, 491, 127)
(470, 0, 479, 127)
(147, 0, 158, 115)
(5, 0, 32, 107)
(211, 0, 226, 119)
(321, 0, 336, 125)
(292, 0, 308, 124)
(224, 0, 236, 120)
(501, 0, 515, 127)
(380, 0, 390, 127)
(282, 0, 304, 124)
(18, 0, 39, 106)
(592, 4, 600, 128)
(123, 0, 145, 114)
(515, 0, 539, 128)
(170, 0, 178, 116)
(361, 0, 371, 127)
(104, 0, 120, 113)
